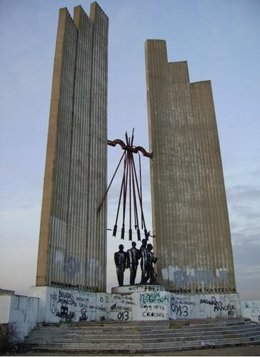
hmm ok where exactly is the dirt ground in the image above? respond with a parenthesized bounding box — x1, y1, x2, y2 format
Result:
(15, 344, 260, 356)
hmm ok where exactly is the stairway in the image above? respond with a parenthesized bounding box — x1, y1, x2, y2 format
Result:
(21, 318, 260, 354)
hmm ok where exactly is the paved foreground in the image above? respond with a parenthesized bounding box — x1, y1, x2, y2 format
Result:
(15, 344, 260, 356)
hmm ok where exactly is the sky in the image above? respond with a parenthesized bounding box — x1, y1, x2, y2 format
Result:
(0, 0, 259, 300)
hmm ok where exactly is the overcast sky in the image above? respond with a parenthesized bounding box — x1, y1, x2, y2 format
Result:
(0, 0, 259, 300)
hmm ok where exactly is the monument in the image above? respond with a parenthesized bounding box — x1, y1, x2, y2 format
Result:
(1, 5, 244, 339)
(36, 3, 108, 292)
(145, 40, 236, 294)
(30, 2, 239, 324)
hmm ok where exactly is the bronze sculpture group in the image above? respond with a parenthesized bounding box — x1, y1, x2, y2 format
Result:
(114, 239, 158, 286)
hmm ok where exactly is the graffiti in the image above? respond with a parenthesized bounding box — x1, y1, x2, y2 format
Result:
(140, 292, 168, 305)
(117, 311, 129, 321)
(144, 285, 164, 292)
(170, 297, 189, 317)
(49, 290, 76, 319)
(241, 301, 260, 323)
(142, 311, 164, 318)
(56, 302, 76, 322)
(58, 290, 77, 306)
(141, 303, 165, 318)
(48, 289, 106, 322)
(76, 296, 89, 308)
(141, 304, 165, 312)
(161, 267, 229, 287)
(200, 296, 236, 316)
(50, 293, 58, 314)
(63, 256, 80, 278)
(79, 308, 88, 321)
(111, 303, 132, 312)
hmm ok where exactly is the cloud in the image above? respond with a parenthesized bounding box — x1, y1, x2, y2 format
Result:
(225, 184, 260, 299)
(227, 185, 260, 201)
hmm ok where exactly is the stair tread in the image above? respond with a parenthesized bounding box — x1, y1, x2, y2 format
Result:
(22, 318, 260, 353)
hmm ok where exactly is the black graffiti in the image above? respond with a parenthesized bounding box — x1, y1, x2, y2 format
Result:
(79, 308, 88, 321)
(117, 311, 129, 321)
(200, 296, 236, 316)
(58, 290, 77, 306)
(63, 256, 80, 278)
(142, 311, 164, 318)
(171, 299, 188, 317)
(50, 293, 58, 314)
(56, 302, 75, 321)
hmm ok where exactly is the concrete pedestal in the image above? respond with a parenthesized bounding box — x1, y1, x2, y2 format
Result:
(29, 286, 109, 323)
(110, 285, 168, 321)
(27, 285, 241, 323)
(109, 285, 241, 321)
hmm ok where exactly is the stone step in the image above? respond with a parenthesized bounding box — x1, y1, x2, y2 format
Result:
(25, 331, 260, 345)
(21, 318, 260, 354)
(27, 324, 260, 338)
(27, 337, 260, 354)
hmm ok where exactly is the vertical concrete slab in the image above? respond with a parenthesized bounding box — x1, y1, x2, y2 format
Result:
(0, 296, 11, 323)
(36, 3, 108, 292)
(145, 40, 236, 293)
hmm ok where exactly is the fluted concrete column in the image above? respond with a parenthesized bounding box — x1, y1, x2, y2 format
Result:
(36, 3, 108, 292)
(145, 40, 236, 293)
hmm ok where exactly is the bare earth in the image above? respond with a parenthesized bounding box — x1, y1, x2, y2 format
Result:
(16, 344, 260, 356)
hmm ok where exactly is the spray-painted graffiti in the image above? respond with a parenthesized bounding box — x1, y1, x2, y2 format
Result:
(50, 290, 77, 321)
(170, 297, 189, 317)
(79, 308, 88, 321)
(161, 267, 229, 287)
(200, 296, 236, 316)
(63, 256, 80, 278)
(75, 296, 89, 308)
(117, 311, 129, 321)
(241, 301, 260, 323)
(50, 293, 58, 314)
(141, 303, 165, 318)
(58, 290, 77, 307)
(139, 292, 168, 305)
(110, 294, 135, 321)
(48, 289, 108, 322)
(139, 292, 168, 319)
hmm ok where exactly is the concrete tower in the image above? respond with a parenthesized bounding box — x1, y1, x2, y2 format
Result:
(36, 3, 108, 292)
(145, 40, 236, 293)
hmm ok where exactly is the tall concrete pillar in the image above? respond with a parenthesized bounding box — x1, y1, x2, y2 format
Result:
(145, 40, 236, 293)
(36, 3, 108, 292)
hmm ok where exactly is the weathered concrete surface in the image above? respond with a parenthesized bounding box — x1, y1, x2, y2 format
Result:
(145, 40, 236, 293)
(14, 345, 260, 356)
(36, 3, 108, 291)
(20, 319, 260, 354)
(0, 294, 39, 342)
(29, 286, 241, 323)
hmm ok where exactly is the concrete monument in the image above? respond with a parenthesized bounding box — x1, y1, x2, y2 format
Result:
(145, 40, 236, 294)
(36, 3, 108, 292)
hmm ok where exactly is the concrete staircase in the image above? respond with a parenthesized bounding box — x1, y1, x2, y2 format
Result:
(21, 318, 260, 354)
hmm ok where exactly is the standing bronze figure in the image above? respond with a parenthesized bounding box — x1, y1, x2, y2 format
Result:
(146, 243, 157, 283)
(127, 242, 140, 285)
(114, 244, 128, 286)
(140, 239, 148, 284)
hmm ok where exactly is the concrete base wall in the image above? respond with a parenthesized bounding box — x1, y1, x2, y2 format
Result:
(30, 285, 241, 322)
(0, 294, 39, 342)
(110, 285, 241, 321)
(241, 301, 260, 323)
(30, 286, 108, 323)
(3, 286, 260, 343)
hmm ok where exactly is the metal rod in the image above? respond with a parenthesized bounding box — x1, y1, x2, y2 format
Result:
(97, 151, 125, 212)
